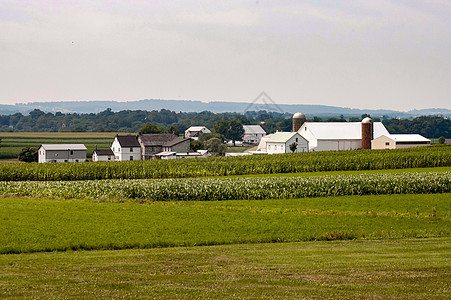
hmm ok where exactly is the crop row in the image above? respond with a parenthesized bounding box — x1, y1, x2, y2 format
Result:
(1, 146, 450, 181)
(1, 172, 449, 201)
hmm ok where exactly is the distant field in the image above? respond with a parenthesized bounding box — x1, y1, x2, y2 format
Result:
(0, 132, 124, 159)
(0, 193, 449, 254)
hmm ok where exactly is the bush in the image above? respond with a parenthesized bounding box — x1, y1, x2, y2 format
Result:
(18, 147, 38, 162)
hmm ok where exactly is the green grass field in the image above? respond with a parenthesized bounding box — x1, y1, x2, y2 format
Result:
(0, 140, 450, 298)
(1, 193, 449, 254)
(1, 238, 449, 298)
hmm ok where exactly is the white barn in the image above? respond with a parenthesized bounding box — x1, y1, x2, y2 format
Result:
(298, 122, 390, 151)
(38, 144, 87, 163)
(184, 126, 211, 140)
(243, 125, 267, 144)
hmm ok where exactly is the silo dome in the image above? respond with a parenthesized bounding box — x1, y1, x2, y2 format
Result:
(293, 112, 306, 121)
(292, 112, 306, 132)
(362, 117, 373, 124)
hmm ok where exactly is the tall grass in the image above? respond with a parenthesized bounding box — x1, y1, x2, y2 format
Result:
(0, 146, 449, 181)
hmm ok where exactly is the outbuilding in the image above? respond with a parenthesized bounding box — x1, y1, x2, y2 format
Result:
(265, 132, 309, 154)
(371, 134, 431, 149)
(242, 125, 267, 144)
(92, 148, 115, 162)
(38, 144, 87, 163)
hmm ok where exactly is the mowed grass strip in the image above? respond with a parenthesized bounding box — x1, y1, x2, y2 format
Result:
(0, 238, 449, 299)
(0, 194, 449, 254)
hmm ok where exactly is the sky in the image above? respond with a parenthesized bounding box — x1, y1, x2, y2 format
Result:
(0, 0, 450, 111)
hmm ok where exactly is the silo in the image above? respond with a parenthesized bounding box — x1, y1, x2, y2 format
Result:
(292, 112, 306, 132)
(361, 117, 373, 149)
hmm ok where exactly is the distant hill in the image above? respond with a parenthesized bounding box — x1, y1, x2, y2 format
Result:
(0, 99, 450, 118)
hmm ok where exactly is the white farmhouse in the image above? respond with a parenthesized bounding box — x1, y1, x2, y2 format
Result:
(38, 144, 87, 163)
(185, 126, 211, 140)
(265, 132, 309, 154)
(243, 125, 267, 144)
(298, 122, 390, 151)
(372, 134, 431, 149)
(111, 135, 141, 161)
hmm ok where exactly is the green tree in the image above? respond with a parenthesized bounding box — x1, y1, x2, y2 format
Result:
(139, 122, 164, 134)
(438, 136, 446, 144)
(198, 132, 225, 142)
(18, 147, 38, 162)
(167, 125, 179, 135)
(205, 138, 227, 155)
(214, 120, 244, 146)
(190, 139, 204, 151)
(289, 142, 297, 153)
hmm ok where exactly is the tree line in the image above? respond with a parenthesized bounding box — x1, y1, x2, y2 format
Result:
(0, 109, 449, 138)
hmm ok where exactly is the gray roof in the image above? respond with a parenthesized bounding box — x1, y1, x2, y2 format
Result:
(93, 149, 114, 156)
(243, 125, 266, 135)
(116, 135, 140, 147)
(138, 134, 189, 147)
(266, 132, 300, 143)
(40, 144, 87, 150)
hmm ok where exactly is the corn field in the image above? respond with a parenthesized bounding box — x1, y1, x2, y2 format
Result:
(1, 146, 450, 181)
(1, 171, 449, 201)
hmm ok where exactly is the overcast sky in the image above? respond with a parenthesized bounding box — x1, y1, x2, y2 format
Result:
(0, 0, 450, 111)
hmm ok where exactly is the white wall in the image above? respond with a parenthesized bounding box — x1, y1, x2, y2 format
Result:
(314, 140, 361, 152)
(266, 134, 308, 154)
(92, 153, 114, 162)
(111, 138, 141, 161)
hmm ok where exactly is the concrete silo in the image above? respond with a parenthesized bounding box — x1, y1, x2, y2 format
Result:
(292, 112, 306, 132)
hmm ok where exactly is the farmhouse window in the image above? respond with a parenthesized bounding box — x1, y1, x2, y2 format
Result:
(130, 156, 133, 161)
(70, 150, 73, 155)
(385, 142, 390, 146)
(130, 147, 133, 152)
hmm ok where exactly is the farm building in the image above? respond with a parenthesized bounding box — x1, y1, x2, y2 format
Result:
(155, 150, 212, 159)
(38, 144, 87, 163)
(264, 132, 309, 154)
(257, 112, 430, 153)
(111, 134, 191, 161)
(297, 121, 390, 151)
(111, 135, 141, 161)
(184, 126, 211, 140)
(137, 133, 190, 159)
(92, 147, 114, 162)
(372, 134, 431, 149)
(243, 124, 267, 144)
